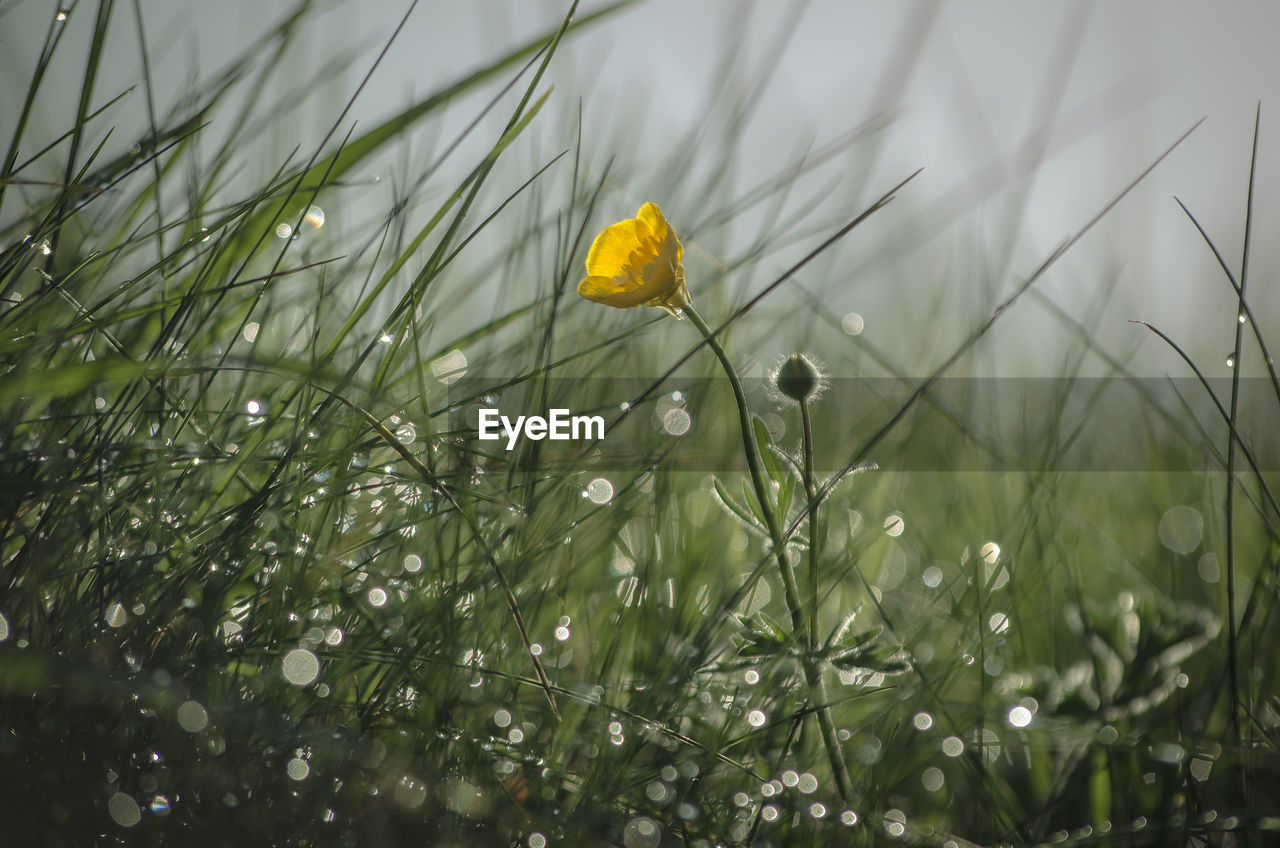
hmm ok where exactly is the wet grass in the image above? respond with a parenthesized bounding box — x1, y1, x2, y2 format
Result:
(1, 2, 1278, 845)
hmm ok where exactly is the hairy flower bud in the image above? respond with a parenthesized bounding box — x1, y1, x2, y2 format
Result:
(772, 353, 824, 404)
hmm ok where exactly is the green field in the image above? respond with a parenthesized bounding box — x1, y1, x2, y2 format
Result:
(2, 3, 1277, 845)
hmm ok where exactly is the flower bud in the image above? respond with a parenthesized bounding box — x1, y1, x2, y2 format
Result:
(773, 353, 824, 403)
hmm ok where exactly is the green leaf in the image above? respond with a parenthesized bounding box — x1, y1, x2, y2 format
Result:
(711, 475, 767, 533)
(734, 611, 791, 658)
(776, 466, 795, 528)
(753, 415, 784, 485)
(743, 478, 769, 530)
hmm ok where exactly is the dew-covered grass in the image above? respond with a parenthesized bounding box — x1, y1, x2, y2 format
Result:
(2, 2, 1278, 846)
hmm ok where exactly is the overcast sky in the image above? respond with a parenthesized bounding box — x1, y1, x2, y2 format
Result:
(3, 1, 1277, 376)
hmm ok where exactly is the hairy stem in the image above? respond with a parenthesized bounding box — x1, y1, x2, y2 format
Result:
(801, 400, 819, 654)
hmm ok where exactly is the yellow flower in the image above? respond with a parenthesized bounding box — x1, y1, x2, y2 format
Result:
(577, 202, 691, 316)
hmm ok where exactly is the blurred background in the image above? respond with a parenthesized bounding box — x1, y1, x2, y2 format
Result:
(3, 0, 1278, 378)
(4, 4, 1278, 841)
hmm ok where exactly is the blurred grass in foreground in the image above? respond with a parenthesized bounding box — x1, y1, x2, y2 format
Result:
(2, 2, 1278, 846)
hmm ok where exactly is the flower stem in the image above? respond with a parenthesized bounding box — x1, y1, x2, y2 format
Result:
(682, 307, 778, 538)
(683, 305, 853, 805)
(801, 400, 819, 654)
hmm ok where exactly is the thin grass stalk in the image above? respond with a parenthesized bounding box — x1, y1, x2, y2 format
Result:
(1174, 197, 1280, 405)
(328, 389, 561, 719)
(1225, 104, 1261, 817)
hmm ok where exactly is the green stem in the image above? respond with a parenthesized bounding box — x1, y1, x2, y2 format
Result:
(683, 306, 779, 540)
(797, 395, 852, 806)
(683, 304, 853, 805)
(801, 400, 819, 654)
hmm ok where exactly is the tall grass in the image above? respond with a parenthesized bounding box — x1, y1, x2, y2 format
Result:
(2, 2, 1278, 846)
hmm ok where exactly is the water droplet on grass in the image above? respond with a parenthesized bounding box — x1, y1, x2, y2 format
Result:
(303, 206, 325, 230)
(623, 815, 661, 848)
(105, 602, 128, 628)
(1159, 505, 1203, 554)
(282, 648, 320, 686)
(176, 700, 208, 733)
(1008, 705, 1033, 727)
(587, 478, 614, 504)
(431, 349, 468, 384)
(287, 757, 310, 781)
(662, 408, 691, 436)
(108, 792, 141, 827)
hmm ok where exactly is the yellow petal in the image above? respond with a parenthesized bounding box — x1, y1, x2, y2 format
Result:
(636, 202, 668, 245)
(577, 274, 654, 308)
(585, 218, 645, 279)
(640, 202, 683, 266)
